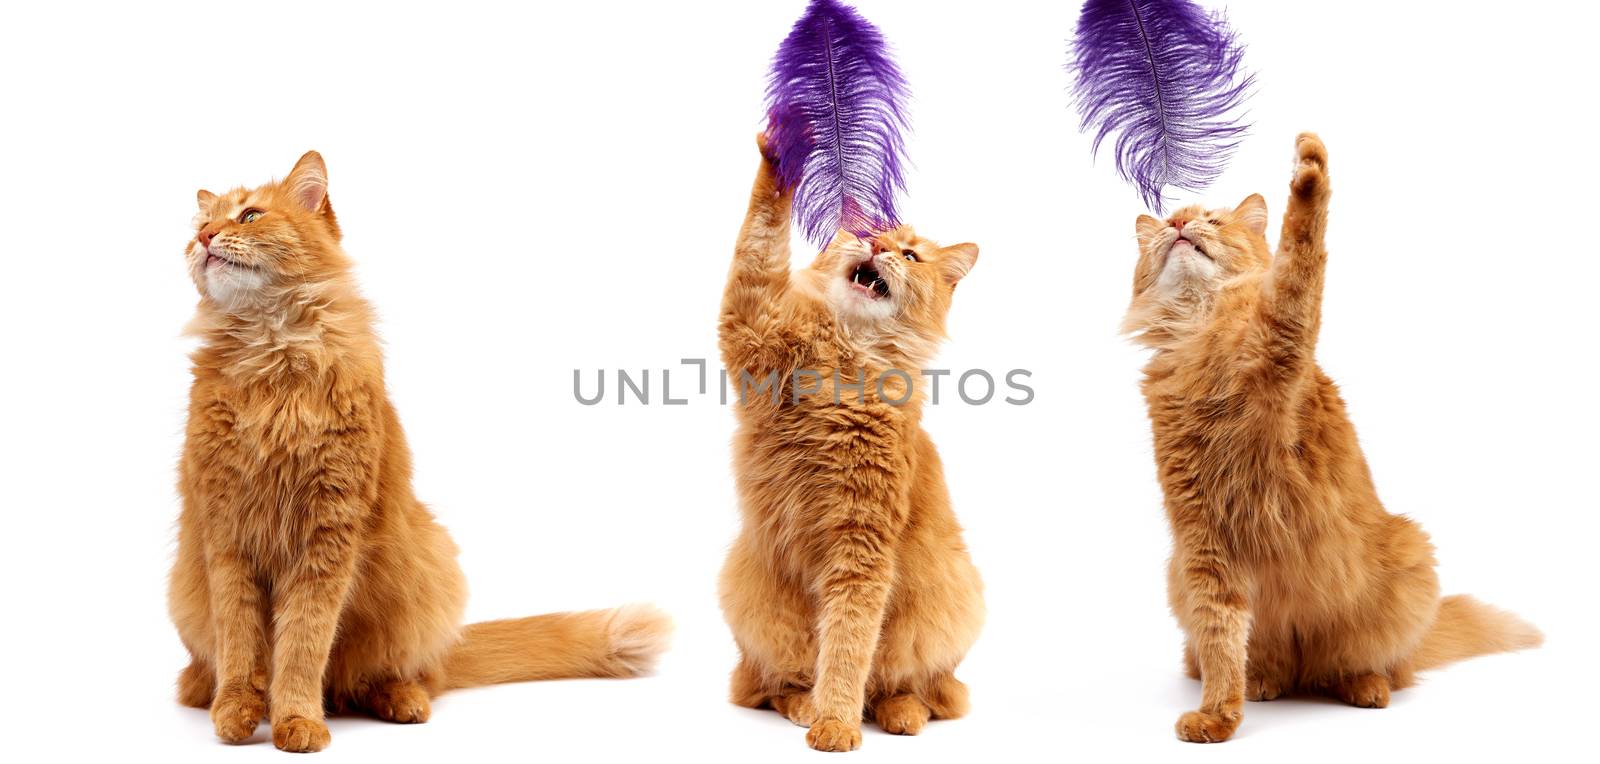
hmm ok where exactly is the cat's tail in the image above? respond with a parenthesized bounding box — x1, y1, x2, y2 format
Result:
(440, 604, 672, 691)
(1410, 595, 1542, 672)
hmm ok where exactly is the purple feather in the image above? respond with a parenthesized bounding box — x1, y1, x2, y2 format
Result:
(1070, 0, 1255, 212)
(767, 0, 910, 247)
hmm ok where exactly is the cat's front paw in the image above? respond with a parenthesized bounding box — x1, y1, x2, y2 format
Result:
(272, 716, 331, 753)
(1175, 709, 1240, 743)
(754, 132, 785, 199)
(210, 680, 266, 744)
(757, 132, 779, 164)
(806, 718, 863, 752)
(1291, 132, 1329, 198)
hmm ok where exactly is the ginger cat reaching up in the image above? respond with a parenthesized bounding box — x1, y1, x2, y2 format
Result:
(1124, 133, 1541, 743)
(717, 135, 985, 752)
(169, 152, 671, 752)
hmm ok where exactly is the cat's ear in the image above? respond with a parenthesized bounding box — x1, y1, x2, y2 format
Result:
(940, 243, 978, 285)
(286, 151, 329, 213)
(1235, 194, 1269, 235)
(196, 189, 216, 210)
(1135, 214, 1163, 242)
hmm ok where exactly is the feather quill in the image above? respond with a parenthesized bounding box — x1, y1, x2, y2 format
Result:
(1070, 0, 1255, 211)
(767, 0, 910, 247)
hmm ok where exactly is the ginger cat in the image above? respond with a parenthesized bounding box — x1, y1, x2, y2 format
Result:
(1124, 133, 1541, 743)
(169, 152, 671, 752)
(718, 136, 984, 752)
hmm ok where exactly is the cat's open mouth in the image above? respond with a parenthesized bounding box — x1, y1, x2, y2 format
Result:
(206, 252, 239, 269)
(849, 261, 891, 299)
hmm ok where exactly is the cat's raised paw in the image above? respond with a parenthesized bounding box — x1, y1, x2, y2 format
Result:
(1295, 132, 1327, 167)
(1175, 709, 1240, 743)
(874, 695, 931, 735)
(1291, 133, 1329, 197)
(757, 132, 780, 165)
(771, 691, 818, 727)
(210, 681, 266, 744)
(806, 718, 863, 752)
(272, 716, 331, 753)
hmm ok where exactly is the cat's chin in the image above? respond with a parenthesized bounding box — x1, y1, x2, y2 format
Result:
(1158, 248, 1219, 290)
(203, 267, 269, 313)
(829, 282, 897, 325)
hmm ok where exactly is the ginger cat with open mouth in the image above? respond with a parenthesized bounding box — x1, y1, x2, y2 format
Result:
(717, 135, 985, 752)
(1124, 133, 1541, 743)
(169, 152, 670, 752)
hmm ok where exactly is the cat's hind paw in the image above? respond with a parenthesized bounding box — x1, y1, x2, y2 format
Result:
(178, 660, 215, 709)
(771, 691, 818, 728)
(1246, 674, 1285, 701)
(874, 694, 931, 735)
(361, 677, 432, 724)
(1333, 672, 1391, 709)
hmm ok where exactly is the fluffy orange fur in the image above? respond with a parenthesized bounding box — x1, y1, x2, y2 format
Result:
(1124, 134, 1542, 743)
(717, 136, 985, 752)
(169, 152, 671, 752)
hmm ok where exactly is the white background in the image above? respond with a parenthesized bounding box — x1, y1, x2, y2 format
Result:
(1, 0, 1594, 761)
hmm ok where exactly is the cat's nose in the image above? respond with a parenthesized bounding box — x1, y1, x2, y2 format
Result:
(1173, 220, 1187, 232)
(872, 241, 891, 255)
(198, 227, 218, 248)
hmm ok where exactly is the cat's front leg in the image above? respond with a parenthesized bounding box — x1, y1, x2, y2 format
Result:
(267, 505, 362, 753)
(1264, 132, 1332, 355)
(806, 522, 899, 751)
(204, 546, 269, 744)
(1171, 542, 1250, 743)
(720, 134, 804, 388)
(267, 543, 356, 753)
(723, 134, 794, 321)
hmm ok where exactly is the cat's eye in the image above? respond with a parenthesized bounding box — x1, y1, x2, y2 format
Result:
(902, 249, 918, 262)
(239, 209, 263, 224)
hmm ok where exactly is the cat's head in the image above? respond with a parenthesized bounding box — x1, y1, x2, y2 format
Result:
(187, 151, 348, 313)
(811, 225, 978, 335)
(1123, 194, 1271, 336)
